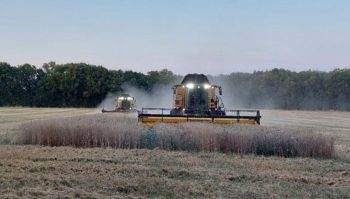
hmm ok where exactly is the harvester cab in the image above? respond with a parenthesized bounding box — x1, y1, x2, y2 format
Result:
(170, 74, 225, 116)
(102, 94, 136, 113)
(138, 74, 261, 125)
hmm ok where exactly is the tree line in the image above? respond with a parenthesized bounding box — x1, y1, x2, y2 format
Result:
(0, 62, 177, 107)
(0, 62, 349, 110)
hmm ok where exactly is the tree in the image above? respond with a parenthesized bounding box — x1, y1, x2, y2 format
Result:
(42, 61, 56, 72)
(0, 62, 16, 105)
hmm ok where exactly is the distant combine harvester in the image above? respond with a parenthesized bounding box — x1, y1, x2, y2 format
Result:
(102, 93, 137, 113)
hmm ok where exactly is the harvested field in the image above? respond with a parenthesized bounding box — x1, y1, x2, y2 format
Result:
(262, 109, 350, 130)
(1, 145, 350, 198)
(1, 108, 350, 198)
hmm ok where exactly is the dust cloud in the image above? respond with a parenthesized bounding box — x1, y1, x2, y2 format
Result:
(209, 75, 283, 110)
(97, 83, 176, 112)
(97, 74, 266, 112)
(97, 93, 118, 110)
(123, 84, 174, 109)
(98, 74, 317, 112)
(98, 73, 349, 113)
(207, 76, 259, 110)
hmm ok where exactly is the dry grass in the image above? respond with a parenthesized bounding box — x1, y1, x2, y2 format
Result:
(17, 115, 141, 149)
(155, 123, 335, 158)
(16, 115, 335, 158)
(0, 107, 94, 144)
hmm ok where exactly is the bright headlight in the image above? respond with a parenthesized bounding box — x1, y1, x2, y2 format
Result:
(127, 97, 133, 101)
(118, 97, 125, 100)
(186, 83, 194, 89)
(204, 84, 211, 89)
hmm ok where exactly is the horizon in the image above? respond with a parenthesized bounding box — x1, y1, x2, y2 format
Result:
(1, 0, 350, 75)
(2, 60, 348, 76)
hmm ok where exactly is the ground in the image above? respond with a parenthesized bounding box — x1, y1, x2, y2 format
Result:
(0, 107, 349, 198)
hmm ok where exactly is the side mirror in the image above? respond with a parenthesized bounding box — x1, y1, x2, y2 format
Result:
(219, 87, 222, 95)
(172, 86, 177, 95)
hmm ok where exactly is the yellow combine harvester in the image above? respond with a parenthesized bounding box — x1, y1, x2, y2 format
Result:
(102, 94, 136, 113)
(138, 74, 261, 125)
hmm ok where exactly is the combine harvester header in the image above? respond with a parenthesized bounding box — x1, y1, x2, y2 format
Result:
(138, 74, 261, 125)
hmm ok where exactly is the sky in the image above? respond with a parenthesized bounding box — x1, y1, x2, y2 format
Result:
(0, 0, 349, 75)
